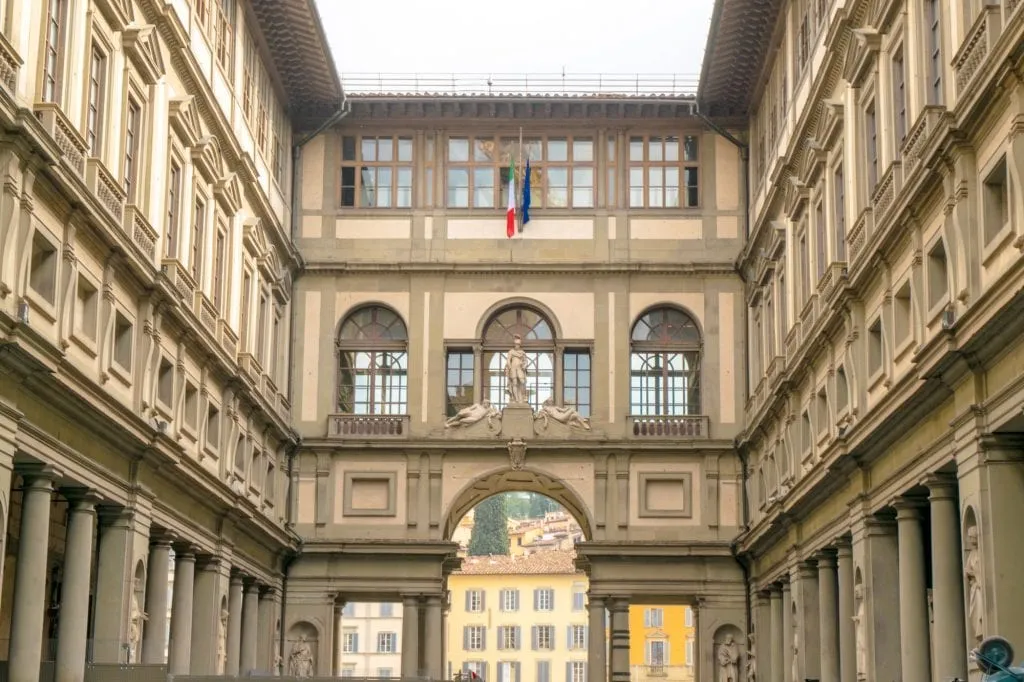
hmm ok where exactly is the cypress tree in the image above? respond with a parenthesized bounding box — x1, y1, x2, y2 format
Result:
(467, 495, 510, 555)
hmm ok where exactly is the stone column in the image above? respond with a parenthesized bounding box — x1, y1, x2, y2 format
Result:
(836, 540, 855, 682)
(894, 500, 930, 682)
(334, 601, 344, 675)
(817, 551, 840, 682)
(241, 582, 260, 673)
(862, 516, 902, 682)
(142, 537, 173, 663)
(755, 591, 772, 682)
(190, 556, 222, 674)
(781, 581, 793, 682)
(168, 549, 196, 674)
(794, 561, 821, 682)
(769, 588, 783, 682)
(92, 507, 138, 663)
(402, 596, 420, 678)
(226, 574, 244, 675)
(257, 588, 275, 673)
(927, 475, 967, 681)
(424, 595, 444, 680)
(588, 596, 608, 682)
(8, 471, 55, 682)
(54, 492, 98, 682)
(609, 598, 631, 682)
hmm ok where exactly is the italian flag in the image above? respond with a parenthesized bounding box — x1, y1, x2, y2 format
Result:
(506, 157, 516, 238)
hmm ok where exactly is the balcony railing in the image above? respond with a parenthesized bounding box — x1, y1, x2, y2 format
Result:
(0, 33, 20, 94)
(954, 5, 1001, 95)
(194, 291, 218, 331)
(34, 103, 87, 176)
(901, 106, 946, 180)
(627, 415, 708, 439)
(328, 414, 411, 439)
(340, 72, 700, 97)
(123, 204, 157, 260)
(159, 259, 196, 303)
(86, 158, 125, 223)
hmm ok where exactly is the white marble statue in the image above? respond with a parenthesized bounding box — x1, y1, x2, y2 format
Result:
(717, 633, 740, 682)
(504, 335, 529, 404)
(128, 579, 147, 663)
(289, 634, 315, 678)
(535, 397, 591, 430)
(791, 624, 799, 682)
(216, 608, 228, 674)
(445, 399, 500, 429)
(964, 524, 984, 642)
(746, 633, 757, 682)
(853, 584, 866, 679)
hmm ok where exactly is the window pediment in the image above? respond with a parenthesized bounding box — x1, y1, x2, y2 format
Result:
(192, 135, 224, 183)
(93, 0, 131, 31)
(784, 177, 810, 220)
(214, 172, 242, 216)
(844, 28, 883, 88)
(169, 96, 202, 147)
(122, 24, 165, 85)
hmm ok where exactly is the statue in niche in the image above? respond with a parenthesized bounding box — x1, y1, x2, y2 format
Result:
(717, 633, 740, 682)
(216, 608, 229, 673)
(128, 578, 147, 663)
(535, 397, 592, 431)
(791, 623, 799, 682)
(964, 524, 984, 642)
(445, 399, 500, 429)
(853, 583, 866, 679)
(745, 633, 757, 682)
(504, 335, 529, 404)
(274, 653, 284, 676)
(289, 634, 315, 678)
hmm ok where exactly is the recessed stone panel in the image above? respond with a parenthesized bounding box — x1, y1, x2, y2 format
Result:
(343, 472, 397, 517)
(638, 472, 692, 518)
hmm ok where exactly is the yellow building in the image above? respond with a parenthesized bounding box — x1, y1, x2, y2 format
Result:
(628, 606, 696, 682)
(447, 551, 590, 682)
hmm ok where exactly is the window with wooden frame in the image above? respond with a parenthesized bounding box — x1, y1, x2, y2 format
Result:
(629, 307, 702, 416)
(833, 163, 846, 260)
(336, 305, 408, 415)
(340, 135, 413, 209)
(865, 101, 878, 195)
(241, 32, 257, 119)
(123, 96, 142, 201)
(891, 44, 907, 150)
(192, 0, 210, 32)
(86, 43, 107, 157)
(256, 290, 268, 365)
(240, 268, 253, 351)
(605, 134, 617, 208)
(423, 134, 436, 208)
(815, 198, 826, 279)
(191, 196, 206, 281)
(799, 224, 811, 306)
(628, 135, 700, 209)
(445, 350, 475, 417)
(213, 0, 233, 71)
(272, 305, 283, 384)
(42, 0, 66, 104)
(527, 136, 595, 209)
(165, 159, 182, 258)
(212, 225, 226, 313)
(926, 0, 943, 105)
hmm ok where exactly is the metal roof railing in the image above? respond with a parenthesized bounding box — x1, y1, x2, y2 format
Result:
(340, 72, 700, 98)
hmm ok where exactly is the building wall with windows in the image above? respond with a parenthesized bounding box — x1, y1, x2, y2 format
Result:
(446, 551, 591, 682)
(701, 0, 1024, 679)
(337, 602, 404, 677)
(0, 0, 339, 676)
(627, 606, 695, 682)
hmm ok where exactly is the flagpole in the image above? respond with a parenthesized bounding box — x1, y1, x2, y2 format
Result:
(518, 127, 524, 232)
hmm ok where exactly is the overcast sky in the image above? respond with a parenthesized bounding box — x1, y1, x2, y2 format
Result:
(316, 0, 715, 91)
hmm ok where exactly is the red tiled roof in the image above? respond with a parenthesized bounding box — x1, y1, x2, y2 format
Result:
(456, 550, 581, 576)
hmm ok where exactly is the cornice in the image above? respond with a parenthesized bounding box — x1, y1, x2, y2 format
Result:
(301, 262, 739, 277)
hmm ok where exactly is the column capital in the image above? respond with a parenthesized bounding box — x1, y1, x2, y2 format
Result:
(402, 594, 419, 607)
(230, 572, 245, 587)
(835, 536, 853, 556)
(893, 496, 927, 519)
(794, 560, 818, 579)
(243, 578, 262, 593)
(96, 504, 135, 528)
(173, 545, 197, 560)
(607, 597, 630, 612)
(924, 473, 958, 500)
(149, 531, 175, 548)
(15, 463, 61, 485)
(587, 595, 607, 608)
(259, 585, 280, 599)
(863, 515, 897, 535)
(62, 488, 102, 512)
(814, 549, 837, 568)
(424, 594, 443, 607)
(196, 554, 224, 571)
(768, 586, 783, 600)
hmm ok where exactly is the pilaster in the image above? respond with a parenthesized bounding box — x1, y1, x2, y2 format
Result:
(853, 515, 902, 682)
(92, 505, 149, 664)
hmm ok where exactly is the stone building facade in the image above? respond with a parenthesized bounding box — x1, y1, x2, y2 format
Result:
(0, 0, 339, 678)
(701, 0, 1024, 681)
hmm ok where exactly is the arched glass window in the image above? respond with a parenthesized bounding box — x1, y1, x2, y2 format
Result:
(483, 306, 555, 411)
(337, 305, 408, 415)
(629, 306, 701, 416)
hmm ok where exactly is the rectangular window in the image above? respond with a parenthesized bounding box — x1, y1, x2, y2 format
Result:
(535, 588, 554, 611)
(74, 275, 98, 340)
(834, 164, 846, 260)
(572, 585, 586, 611)
(982, 156, 1009, 243)
(894, 281, 912, 346)
(538, 661, 551, 682)
(184, 382, 199, 429)
(685, 607, 694, 627)
(629, 349, 701, 417)
(241, 33, 256, 118)
(343, 630, 358, 653)
(628, 135, 700, 208)
(86, 44, 106, 156)
(206, 404, 220, 448)
(498, 625, 520, 650)
(465, 625, 485, 651)
(868, 317, 883, 376)
(165, 161, 182, 258)
(214, 0, 233, 70)
(466, 589, 484, 613)
(191, 198, 205, 281)
(644, 608, 664, 628)
(446, 351, 475, 417)
(256, 293, 268, 364)
(377, 632, 396, 654)
(799, 229, 810, 305)
(927, 240, 948, 309)
(535, 625, 554, 650)
(570, 661, 587, 682)
(605, 134, 617, 208)
(865, 102, 878, 194)
(29, 233, 58, 304)
(212, 228, 226, 313)
(646, 640, 666, 665)
(815, 199, 826, 279)
(42, 0, 65, 103)
(240, 270, 252, 351)
(562, 350, 591, 418)
(113, 311, 133, 370)
(500, 589, 519, 612)
(338, 346, 409, 415)
(685, 638, 695, 666)
(892, 46, 906, 148)
(342, 603, 355, 617)
(123, 98, 141, 201)
(379, 602, 393, 617)
(569, 625, 587, 650)
(377, 669, 393, 679)
(340, 135, 413, 208)
(927, 0, 943, 105)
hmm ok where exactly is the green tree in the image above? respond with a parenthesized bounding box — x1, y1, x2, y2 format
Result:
(467, 495, 510, 556)
(504, 493, 531, 519)
(528, 493, 560, 518)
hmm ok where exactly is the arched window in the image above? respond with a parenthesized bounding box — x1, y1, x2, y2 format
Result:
(337, 305, 408, 414)
(483, 306, 555, 411)
(629, 306, 701, 416)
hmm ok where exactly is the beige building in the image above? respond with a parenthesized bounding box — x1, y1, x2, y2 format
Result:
(701, 0, 1024, 682)
(0, 0, 338, 679)
(337, 601, 405, 677)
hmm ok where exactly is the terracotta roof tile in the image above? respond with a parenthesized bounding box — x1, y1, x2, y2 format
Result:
(456, 550, 581, 576)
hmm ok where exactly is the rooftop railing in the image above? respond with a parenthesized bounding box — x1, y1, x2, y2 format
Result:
(341, 72, 700, 97)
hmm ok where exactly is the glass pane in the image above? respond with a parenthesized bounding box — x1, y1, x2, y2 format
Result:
(573, 166, 594, 207)
(377, 138, 394, 162)
(607, 135, 616, 162)
(523, 139, 543, 162)
(684, 135, 699, 161)
(342, 136, 357, 161)
(474, 167, 495, 208)
(425, 135, 434, 162)
(360, 167, 375, 207)
(361, 138, 377, 162)
(397, 137, 413, 162)
(447, 169, 469, 208)
(685, 167, 699, 207)
(629, 167, 644, 207)
(547, 138, 568, 162)
(664, 136, 679, 161)
(572, 139, 593, 162)
(397, 167, 413, 208)
(629, 137, 644, 161)
(665, 167, 680, 208)
(648, 138, 663, 162)
(607, 168, 616, 208)
(547, 167, 568, 208)
(648, 167, 664, 207)
(448, 138, 469, 162)
(376, 167, 392, 208)
(474, 138, 494, 162)
(341, 166, 356, 206)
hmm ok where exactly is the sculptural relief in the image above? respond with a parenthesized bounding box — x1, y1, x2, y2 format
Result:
(504, 335, 529, 404)
(791, 624, 799, 682)
(534, 397, 591, 431)
(216, 608, 228, 673)
(289, 634, 315, 677)
(853, 583, 866, 679)
(128, 579, 147, 663)
(507, 438, 527, 471)
(717, 633, 740, 682)
(444, 399, 500, 430)
(746, 633, 757, 682)
(964, 523, 984, 642)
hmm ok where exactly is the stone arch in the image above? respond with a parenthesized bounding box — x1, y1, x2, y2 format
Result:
(713, 623, 745, 682)
(474, 297, 565, 340)
(442, 465, 594, 541)
(285, 620, 320, 677)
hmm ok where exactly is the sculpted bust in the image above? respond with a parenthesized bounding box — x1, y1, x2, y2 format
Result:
(445, 399, 500, 429)
(535, 397, 591, 430)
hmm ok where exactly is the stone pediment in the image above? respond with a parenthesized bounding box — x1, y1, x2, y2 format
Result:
(443, 403, 602, 441)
